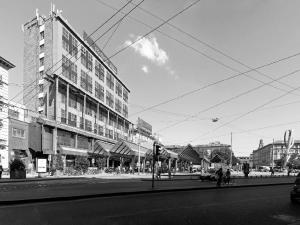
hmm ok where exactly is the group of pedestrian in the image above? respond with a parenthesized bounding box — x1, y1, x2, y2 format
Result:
(216, 168, 231, 187)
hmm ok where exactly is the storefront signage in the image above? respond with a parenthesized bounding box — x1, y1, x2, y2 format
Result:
(37, 158, 47, 173)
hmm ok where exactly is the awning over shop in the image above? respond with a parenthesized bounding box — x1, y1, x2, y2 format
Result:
(146, 147, 170, 159)
(58, 145, 88, 156)
(166, 149, 178, 159)
(169, 145, 202, 164)
(109, 140, 150, 158)
(90, 140, 114, 157)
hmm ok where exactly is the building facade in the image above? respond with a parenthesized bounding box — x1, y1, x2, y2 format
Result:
(252, 140, 300, 168)
(8, 102, 30, 168)
(22, 8, 131, 164)
(0, 56, 15, 169)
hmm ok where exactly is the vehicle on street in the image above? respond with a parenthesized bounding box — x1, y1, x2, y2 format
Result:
(258, 166, 270, 172)
(290, 175, 300, 203)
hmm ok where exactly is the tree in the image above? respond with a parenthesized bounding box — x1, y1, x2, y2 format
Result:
(74, 156, 89, 173)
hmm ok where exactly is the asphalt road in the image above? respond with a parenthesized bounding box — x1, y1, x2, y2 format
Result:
(0, 184, 299, 225)
(0, 176, 295, 201)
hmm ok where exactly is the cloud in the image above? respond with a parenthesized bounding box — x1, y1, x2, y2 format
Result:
(141, 65, 149, 74)
(166, 66, 179, 80)
(125, 35, 168, 65)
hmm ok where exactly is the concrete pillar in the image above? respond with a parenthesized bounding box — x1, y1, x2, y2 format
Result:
(91, 138, 95, 152)
(75, 134, 78, 148)
(175, 159, 178, 174)
(143, 158, 146, 173)
(112, 160, 115, 168)
(97, 102, 99, 121)
(106, 156, 110, 168)
(83, 94, 86, 130)
(54, 77, 59, 121)
(53, 127, 57, 155)
(66, 83, 69, 124)
(168, 158, 171, 170)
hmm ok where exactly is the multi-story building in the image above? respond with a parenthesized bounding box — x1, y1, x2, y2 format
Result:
(8, 102, 30, 167)
(22, 7, 131, 163)
(0, 56, 15, 169)
(252, 140, 300, 168)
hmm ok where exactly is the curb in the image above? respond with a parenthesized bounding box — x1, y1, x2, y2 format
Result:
(0, 177, 82, 184)
(0, 182, 294, 206)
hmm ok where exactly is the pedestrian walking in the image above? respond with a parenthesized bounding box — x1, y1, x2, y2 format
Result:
(0, 164, 3, 179)
(216, 168, 223, 187)
(270, 167, 274, 176)
(225, 169, 231, 184)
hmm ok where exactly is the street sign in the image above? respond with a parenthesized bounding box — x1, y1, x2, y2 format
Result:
(37, 158, 47, 173)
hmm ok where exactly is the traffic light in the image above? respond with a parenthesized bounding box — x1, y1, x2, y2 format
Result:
(155, 145, 162, 156)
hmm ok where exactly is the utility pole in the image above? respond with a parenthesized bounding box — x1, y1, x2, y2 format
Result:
(272, 139, 274, 168)
(230, 132, 233, 168)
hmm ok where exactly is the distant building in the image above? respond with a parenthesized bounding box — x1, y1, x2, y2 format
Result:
(0, 56, 15, 168)
(252, 140, 300, 168)
(236, 156, 250, 170)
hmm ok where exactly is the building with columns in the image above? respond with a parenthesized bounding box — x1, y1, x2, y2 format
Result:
(252, 140, 300, 168)
(22, 7, 131, 166)
(0, 56, 15, 169)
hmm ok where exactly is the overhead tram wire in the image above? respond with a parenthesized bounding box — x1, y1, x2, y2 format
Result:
(129, 50, 300, 117)
(153, 69, 300, 133)
(189, 81, 300, 143)
(107, 0, 202, 60)
(126, 0, 300, 97)
(95, 0, 300, 120)
(9, 0, 144, 106)
(12, 0, 194, 108)
(8, 0, 135, 104)
(102, 19, 123, 50)
(95, 0, 300, 113)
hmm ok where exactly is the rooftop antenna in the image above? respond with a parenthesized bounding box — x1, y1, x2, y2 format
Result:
(35, 8, 39, 20)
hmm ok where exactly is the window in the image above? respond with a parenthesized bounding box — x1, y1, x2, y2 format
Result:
(106, 90, 114, 108)
(80, 70, 92, 93)
(85, 101, 93, 116)
(123, 89, 128, 103)
(98, 125, 104, 136)
(40, 57, 44, 66)
(115, 98, 122, 113)
(12, 128, 25, 139)
(61, 109, 66, 124)
(62, 27, 78, 57)
(95, 60, 104, 81)
(61, 94, 66, 104)
(80, 117, 84, 129)
(63, 27, 69, 40)
(105, 128, 109, 138)
(116, 82, 122, 97)
(40, 31, 44, 40)
(68, 112, 77, 127)
(62, 55, 77, 84)
(69, 94, 77, 109)
(106, 72, 114, 91)
(95, 81, 104, 102)
(85, 119, 92, 132)
(40, 44, 44, 52)
(123, 104, 128, 118)
(81, 46, 93, 71)
(109, 129, 113, 139)
(8, 109, 19, 119)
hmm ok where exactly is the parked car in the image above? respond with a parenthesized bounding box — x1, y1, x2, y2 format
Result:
(290, 174, 300, 203)
(258, 166, 270, 172)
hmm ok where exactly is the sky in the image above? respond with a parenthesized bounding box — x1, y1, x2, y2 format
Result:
(2, 0, 300, 156)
